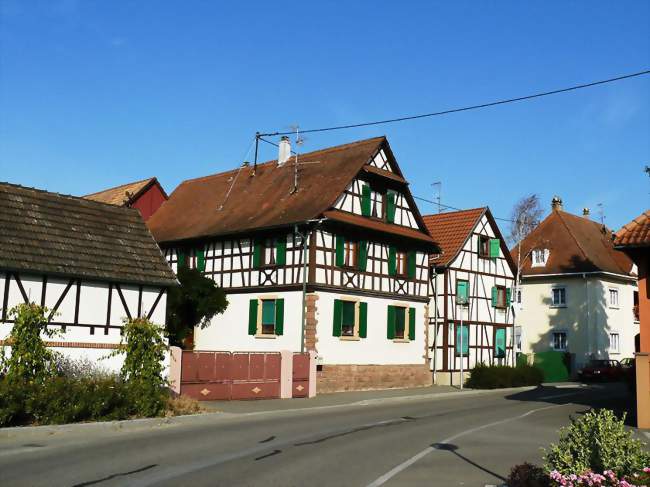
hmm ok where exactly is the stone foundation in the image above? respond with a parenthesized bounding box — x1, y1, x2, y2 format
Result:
(304, 293, 319, 352)
(433, 370, 471, 387)
(317, 364, 432, 394)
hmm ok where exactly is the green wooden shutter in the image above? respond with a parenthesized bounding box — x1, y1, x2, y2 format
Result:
(196, 248, 206, 272)
(387, 305, 396, 339)
(388, 246, 397, 276)
(276, 237, 287, 266)
(506, 288, 512, 307)
(495, 328, 506, 358)
(332, 299, 343, 336)
(407, 251, 416, 279)
(408, 307, 416, 340)
(457, 280, 469, 304)
(386, 191, 396, 223)
(335, 235, 345, 267)
(489, 238, 500, 258)
(275, 299, 284, 335)
(252, 240, 262, 268)
(359, 302, 368, 338)
(491, 286, 498, 307)
(361, 184, 371, 217)
(248, 299, 258, 335)
(358, 241, 368, 271)
(456, 324, 469, 355)
(177, 250, 186, 268)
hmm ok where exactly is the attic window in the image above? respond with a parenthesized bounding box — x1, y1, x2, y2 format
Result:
(532, 249, 549, 267)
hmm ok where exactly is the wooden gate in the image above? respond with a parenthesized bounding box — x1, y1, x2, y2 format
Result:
(292, 352, 310, 398)
(179, 351, 281, 400)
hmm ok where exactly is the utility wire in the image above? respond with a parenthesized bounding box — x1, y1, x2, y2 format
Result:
(258, 69, 650, 137)
(413, 195, 515, 223)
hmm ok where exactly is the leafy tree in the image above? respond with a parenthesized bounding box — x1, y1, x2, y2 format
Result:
(508, 193, 544, 246)
(1, 303, 59, 384)
(166, 266, 228, 347)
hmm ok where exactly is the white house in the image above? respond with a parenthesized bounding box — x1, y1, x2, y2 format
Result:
(0, 182, 177, 372)
(511, 198, 639, 370)
(423, 207, 517, 386)
(147, 136, 439, 393)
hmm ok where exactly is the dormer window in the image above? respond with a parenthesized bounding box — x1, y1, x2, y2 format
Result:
(532, 249, 549, 267)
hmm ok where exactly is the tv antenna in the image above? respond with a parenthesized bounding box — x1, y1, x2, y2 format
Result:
(597, 203, 605, 224)
(432, 181, 442, 213)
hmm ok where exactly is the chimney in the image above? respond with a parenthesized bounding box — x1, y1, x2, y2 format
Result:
(582, 207, 590, 218)
(551, 196, 563, 212)
(277, 136, 291, 167)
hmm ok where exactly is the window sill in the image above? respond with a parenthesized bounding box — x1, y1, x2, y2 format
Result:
(609, 351, 620, 355)
(392, 338, 410, 343)
(550, 304, 567, 309)
(608, 306, 619, 310)
(552, 349, 567, 352)
(339, 336, 360, 341)
(255, 334, 277, 339)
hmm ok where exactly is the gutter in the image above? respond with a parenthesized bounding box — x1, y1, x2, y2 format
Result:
(521, 271, 635, 281)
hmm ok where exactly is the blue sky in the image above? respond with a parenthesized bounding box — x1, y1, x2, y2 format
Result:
(1, 1, 648, 232)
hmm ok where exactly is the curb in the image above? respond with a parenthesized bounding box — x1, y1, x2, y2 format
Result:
(0, 383, 590, 440)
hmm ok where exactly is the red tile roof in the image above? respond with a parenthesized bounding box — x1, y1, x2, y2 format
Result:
(614, 210, 650, 248)
(511, 209, 634, 276)
(422, 208, 486, 266)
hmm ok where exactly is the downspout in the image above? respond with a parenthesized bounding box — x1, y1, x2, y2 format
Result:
(584, 273, 590, 361)
(432, 266, 438, 385)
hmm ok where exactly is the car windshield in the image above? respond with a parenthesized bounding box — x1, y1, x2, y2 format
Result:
(587, 360, 609, 367)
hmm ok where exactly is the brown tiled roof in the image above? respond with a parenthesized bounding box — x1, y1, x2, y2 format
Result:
(614, 210, 650, 248)
(84, 177, 161, 206)
(511, 209, 634, 277)
(148, 136, 434, 245)
(0, 182, 177, 286)
(422, 208, 486, 265)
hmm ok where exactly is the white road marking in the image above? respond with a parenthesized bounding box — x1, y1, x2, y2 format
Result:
(366, 403, 572, 487)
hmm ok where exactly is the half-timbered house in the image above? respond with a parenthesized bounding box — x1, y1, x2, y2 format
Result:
(0, 182, 177, 372)
(147, 136, 439, 392)
(423, 207, 516, 386)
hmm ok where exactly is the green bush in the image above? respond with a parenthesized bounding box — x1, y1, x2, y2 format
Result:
(465, 363, 544, 389)
(1, 303, 59, 384)
(544, 409, 650, 478)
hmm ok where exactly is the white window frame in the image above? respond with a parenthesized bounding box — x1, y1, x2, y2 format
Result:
(514, 326, 523, 352)
(551, 330, 567, 351)
(608, 287, 619, 309)
(608, 331, 620, 354)
(531, 249, 549, 267)
(551, 286, 566, 308)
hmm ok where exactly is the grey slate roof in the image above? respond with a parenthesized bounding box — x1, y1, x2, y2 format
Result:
(0, 182, 177, 287)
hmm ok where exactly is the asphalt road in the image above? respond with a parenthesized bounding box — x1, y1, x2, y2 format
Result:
(0, 383, 641, 487)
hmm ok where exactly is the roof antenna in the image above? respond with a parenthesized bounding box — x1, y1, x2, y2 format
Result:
(597, 203, 605, 224)
(431, 181, 442, 213)
(287, 125, 320, 195)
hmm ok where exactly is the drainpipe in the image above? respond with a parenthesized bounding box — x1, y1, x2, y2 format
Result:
(584, 273, 590, 362)
(432, 266, 438, 384)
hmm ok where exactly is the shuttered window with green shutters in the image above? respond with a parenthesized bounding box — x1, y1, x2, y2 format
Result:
(361, 184, 371, 217)
(492, 286, 507, 308)
(275, 237, 287, 266)
(253, 237, 287, 268)
(456, 280, 469, 305)
(248, 298, 284, 336)
(332, 299, 367, 338)
(386, 191, 396, 223)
